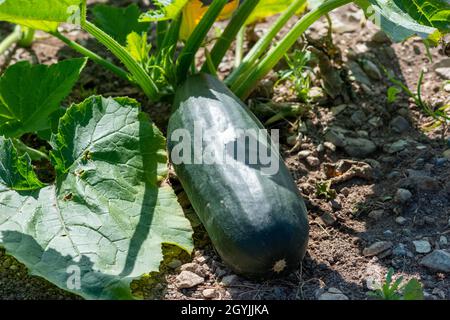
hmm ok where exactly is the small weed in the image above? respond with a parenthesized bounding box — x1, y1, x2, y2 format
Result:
(368, 268, 424, 300)
(315, 180, 337, 201)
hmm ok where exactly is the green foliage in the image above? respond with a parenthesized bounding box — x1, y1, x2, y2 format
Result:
(387, 86, 402, 103)
(0, 0, 83, 31)
(92, 4, 150, 46)
(0, 59, 87, 138)
(0, 96, 193, 300)
(357, 0, 450, 42)
(368, 268, 424, 300)
(277, 49, 313, 102)
(140, 0, 189, 22)
(315, 180, 337, 200)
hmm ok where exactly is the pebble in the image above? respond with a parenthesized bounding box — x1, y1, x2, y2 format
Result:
(176, 271, 205, 289)
(420, 250, 450, 273)
(360, 59, 382, 80)
(221, 275, 239, 287)
(434, 158, 447, 166)
(444, 83, 450, 93)
(395, 216, 408, 225)
(363, 241, 393, 257)
(344, 137, 377, 157)
(351, 110, 367, 126)
(395, 188, 413, 203)
(439, 236, 448, 246)
(390, 116, 410, 133)
(320, 212, 337, 226)
(366, 276, 381, 290)
(298, 150, 311, 159)
(371, 30, 391, 44)
(202, 289, 216, 299)
(324, 142, 336, 152)
(435, 67, 450, 80)
(413, 240, 432, 254)
(318, 288, 349, 300)
(306, 156, 320, 167)
(384, 140, 408, 154)
(180, 263, 205, 277)
(392, 244, 407, 257)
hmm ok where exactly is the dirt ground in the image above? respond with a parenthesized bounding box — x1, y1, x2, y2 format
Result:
(0, 1, 449, 300)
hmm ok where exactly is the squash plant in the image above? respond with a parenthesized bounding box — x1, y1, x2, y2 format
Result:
(0, 0, 449, 299)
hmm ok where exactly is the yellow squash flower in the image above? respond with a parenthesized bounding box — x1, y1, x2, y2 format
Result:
(180, 0, 239, 41)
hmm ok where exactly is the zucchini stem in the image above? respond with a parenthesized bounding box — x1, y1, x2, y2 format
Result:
(82, 20, 159, 101)
(176, 0, 228, 83)
(50, 31, 130, 81)
(201, 0, 261, 73)
(0, 26, 23, 55)
(225, 0, 307, 88)
(233, 0, 353, 99)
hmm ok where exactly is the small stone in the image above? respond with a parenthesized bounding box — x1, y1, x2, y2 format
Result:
(444, 83, 450, 93)
(390, 116, 410, 133)
(329, 199, 342, 211)
(435, 158, 447, 167)
(385, 140, 409, 154)
(168, 259, 182, 269)
(306, 156, 320, 167)
(363, 241, 393, 257)
(395, 188, 413, 203)
(176, 271, 204, 289)
(420, 250, 450, 272)
(351, 110, 367, 126)
(180, 263, 205, 276)
(383, 230, 394, 238)
(372, 30, 391, 44)
(439, 236, 448, 246)
(360, 59, 382, 80)
(413, 240, 432, 254)
(324, 142, 336, 152)
(368, 209, 384, 220)
(298, 150, 311, 159)
(395, 216, 408, 225)
(320, 212, 337, 226)
(344, 137, 377, 157)
(435, 67, 450, 80)
(316, 144, 325, 153)
(443, 150, 450, 160)
(318, 288, 349, 300)
(221, 275, 239, 287)
(331, 104, 348, 116)
(393, 244, 407, 257)
(202, 289, 216, 299)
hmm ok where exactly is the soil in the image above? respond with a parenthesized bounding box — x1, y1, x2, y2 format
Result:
(1, 1, 449, 300)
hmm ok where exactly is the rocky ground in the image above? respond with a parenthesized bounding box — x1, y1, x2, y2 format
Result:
(1, 1, 450, 300)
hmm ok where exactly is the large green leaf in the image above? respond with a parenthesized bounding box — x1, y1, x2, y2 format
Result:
(355, 0, 450, 42)
(0, 59, 87, 138)
(140, 0, 189, 22)
(0, 0, 83, 31)
(92, 4, 151, 46)
(0, 96, 193, 300)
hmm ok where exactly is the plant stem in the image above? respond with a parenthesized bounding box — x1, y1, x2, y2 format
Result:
(82, 20, 159, 100)
(0, 26, 22, 56)
(176, 0, 228, 83)
(18, 27, 35, 47)
(225, 0, 307, 87)
(12, 139, 49, 161)
(50, 31, 130, 81)
(233, 0, 352, 99)
(235, 26, 245, 68)
(201, 0, 261, 73)
(156, 21, 169, 49)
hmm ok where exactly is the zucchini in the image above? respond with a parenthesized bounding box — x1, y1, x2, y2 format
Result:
(168, 73, 309, 278)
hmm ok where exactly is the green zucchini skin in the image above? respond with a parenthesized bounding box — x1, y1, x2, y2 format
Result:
(168, 73, 309, 278)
